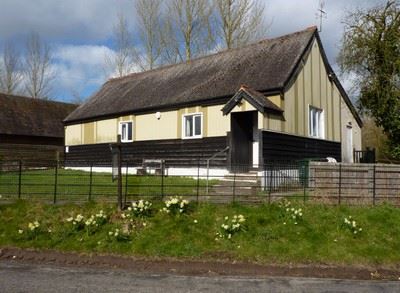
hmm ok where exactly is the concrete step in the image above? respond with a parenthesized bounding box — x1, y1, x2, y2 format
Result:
(214, 182, 260, 188)
(209, 186, 261, 196)
(219, 178, 258, 183)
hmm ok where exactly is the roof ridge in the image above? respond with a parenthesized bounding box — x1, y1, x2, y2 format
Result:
(0, 92, 76, 106)
(107, 26, 317, 84)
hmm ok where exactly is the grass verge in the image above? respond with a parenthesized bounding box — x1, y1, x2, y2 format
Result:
(0, 199, 400, 267)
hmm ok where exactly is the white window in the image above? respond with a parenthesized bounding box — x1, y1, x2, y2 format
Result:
(182, 113, 202, 139)
(119, 121, 133, 142)
(309, 106, 324, 139)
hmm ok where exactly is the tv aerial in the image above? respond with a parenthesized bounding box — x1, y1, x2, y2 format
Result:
(316, 0, 327, 32)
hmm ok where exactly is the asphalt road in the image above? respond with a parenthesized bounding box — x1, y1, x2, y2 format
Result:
(1, 261, 400, 293)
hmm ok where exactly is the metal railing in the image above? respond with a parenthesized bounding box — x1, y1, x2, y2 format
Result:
(0, 159, 400, 206)
(354, 148, 376, 163)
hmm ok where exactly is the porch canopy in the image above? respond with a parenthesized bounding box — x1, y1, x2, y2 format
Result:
(221, 85, 283, 116)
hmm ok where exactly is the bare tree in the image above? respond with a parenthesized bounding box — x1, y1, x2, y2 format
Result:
(214, 0, 266, 49)
(0, 41, 23, 94)
(134, 0, 163, 70)
(106, 13, 135, 77)
(162, 0, 214, 63)
(24, 33, 54, 99)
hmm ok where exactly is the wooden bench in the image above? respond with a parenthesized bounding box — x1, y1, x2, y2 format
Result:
(136, 159, 165, 175)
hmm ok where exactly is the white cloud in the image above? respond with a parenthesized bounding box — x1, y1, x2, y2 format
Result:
(52, 44, 116, 99)
(55, 45, 115, 67)
(265, 0, 382, 63)
(0, 0, 134, 41)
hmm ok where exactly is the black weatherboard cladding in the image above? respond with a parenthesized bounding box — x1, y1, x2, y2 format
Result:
(262, 131, 341, 162)
(65, 137, 228, 167)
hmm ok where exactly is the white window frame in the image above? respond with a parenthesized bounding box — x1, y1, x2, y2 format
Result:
(308, 105, 325, 139)
(182, 113, 203, 139)
(119, 121, 134, 143)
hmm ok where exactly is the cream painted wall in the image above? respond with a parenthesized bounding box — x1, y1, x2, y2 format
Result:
(65, 124, 82, 145)
(96, 118, 118, 143)
(65, 105, 233, 145)
(207, 105, 230, 137)
(263, 39, 342, 142)
(83, 122, 95, 144)
(65, 100, 265, 145)
(136, 110, 178, 141)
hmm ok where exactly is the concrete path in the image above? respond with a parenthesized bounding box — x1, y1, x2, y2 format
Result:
(0, 261, 399, 293)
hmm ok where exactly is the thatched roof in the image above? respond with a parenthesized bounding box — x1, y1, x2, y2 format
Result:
(65, 27, 318, 123)
(0, 93, 77, 138)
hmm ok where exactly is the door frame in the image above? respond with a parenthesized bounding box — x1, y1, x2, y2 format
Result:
(229, 111, 258, 172)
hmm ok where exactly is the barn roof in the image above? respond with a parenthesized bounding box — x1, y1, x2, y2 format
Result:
(0, 93, 77, 138)
(65, 27, 318, 123)
(65, 26, 362, 127)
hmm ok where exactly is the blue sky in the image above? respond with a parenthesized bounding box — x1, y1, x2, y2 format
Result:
(0, 0, 382, 103)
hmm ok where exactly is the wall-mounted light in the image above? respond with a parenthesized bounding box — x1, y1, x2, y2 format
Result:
(155, 112, 161, 120)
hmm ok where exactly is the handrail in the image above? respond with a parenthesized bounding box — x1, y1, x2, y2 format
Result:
(206, 147, 230, 195)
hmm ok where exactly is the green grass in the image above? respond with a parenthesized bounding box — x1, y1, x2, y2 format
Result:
(0, 169, 216, 202)
(1, 199, 400, 267)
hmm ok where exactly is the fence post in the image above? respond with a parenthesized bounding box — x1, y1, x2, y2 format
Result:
(161, 162, 164, 200)
(196, 159, 200, 204)
(206, 159, 210, 196)
(88, 163, 93, 202)
(53, 161, 58, 204)
(268, 164, 273, 204)
(263, 164, 267, 201)
(124, 163, 128, 206)
(338, 164, 342, 205)
(110, 135, 123, 210)
(18, 160, 22, 199)
(232, 170, 236, 203)
(303, 166, 306, 203)
(372, 164, 376, 205)
(117, 152, 123, 210)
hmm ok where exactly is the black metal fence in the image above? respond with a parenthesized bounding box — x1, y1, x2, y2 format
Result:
(0, 159, 399, 206)
(354, 148, 376, 163)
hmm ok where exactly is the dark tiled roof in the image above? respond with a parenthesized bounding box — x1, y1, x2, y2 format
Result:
(222, 85, 283, 115)
(0, 93, 77, 138)
(65, 27, 317, 123)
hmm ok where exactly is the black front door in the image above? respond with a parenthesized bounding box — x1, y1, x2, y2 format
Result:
(230, 111, 255, 172)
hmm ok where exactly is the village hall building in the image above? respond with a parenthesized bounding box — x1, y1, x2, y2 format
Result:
(64, 27, 362, 171)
